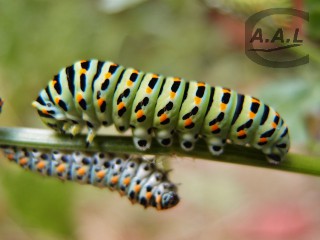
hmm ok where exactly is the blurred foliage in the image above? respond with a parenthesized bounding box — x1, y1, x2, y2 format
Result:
(0, 0, 319, 239)
(203, 0, 292, 17)
(307, 0, 320, 40)
(0, 163, 74, 239)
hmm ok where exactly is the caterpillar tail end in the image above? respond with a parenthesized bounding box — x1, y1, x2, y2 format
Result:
(266, 154, 282, 165)
(264, 135, 290, 165)
(264, 145, 288, 165)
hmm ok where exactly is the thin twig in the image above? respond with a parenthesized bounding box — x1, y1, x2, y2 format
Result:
(0, 127, 319, 176)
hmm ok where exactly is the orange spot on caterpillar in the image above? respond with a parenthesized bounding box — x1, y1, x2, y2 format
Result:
(249, 111, 256, 119)
(55, 97, 60, 104)
(132, 69, 139, 74)
(104, 72, 111, 79)
(184, 118, 193, 127)
(36, 160, 46, 170)
(238, 130, 246, 137)
(210, 124, 219, 131)
(134, 184, 141, 193)
(194, 96, 201, 104)
(170, 92, 176, 99)
(223, 88, 231, 93)
(19, 157, 28, 166)
(252, 98, 260, 104)
(123, 177, 131, 186)
(117, 102, 125, 110)
(7, 154, 15, 160)
(126, 80, 133, 87)
(197, 82, 205, 87)
(96, 170, 106, 179)
(272, 122, 277, 128)
(136, 109, 144, 119)
(152, 74, 158, 79)
(146, 86, 152, 94)
(160, 113, 168, 123)
(77, 167, 86, 176)
(42, 109, 49, 115)
(145, 192, 153, 200)
(173, 77, 181, 82)
(97, 98, 104, 107)
(259, 137, 268, 143)
(110, 176, 119, 185)
(220, 103, 227, 111)
(76, 93, 83, 103)
(56, 164, 66, 173)
(80, 69, 87, 75)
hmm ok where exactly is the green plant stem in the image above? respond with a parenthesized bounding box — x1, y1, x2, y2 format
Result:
(0, 127, 319, 176)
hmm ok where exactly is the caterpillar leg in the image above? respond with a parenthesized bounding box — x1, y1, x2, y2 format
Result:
(86, 127, 98, 147)
(62, 122, 73, 133)
(263, 137, 290, 165)
(155, 129, 174, 147)
(206, 137, 226, 155)
(263, 145, 287, 164)
(61, 120, 85, 138)
(179, 133, 196, 151)
(132, 128, 152, 151)
(69, 122, 85, 137)
(265, 153, 282, 165)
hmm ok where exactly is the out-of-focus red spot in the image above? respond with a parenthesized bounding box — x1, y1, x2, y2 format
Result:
(230, 204, 314, 240)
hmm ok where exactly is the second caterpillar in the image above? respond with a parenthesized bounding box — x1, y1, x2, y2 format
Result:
(1, 146, 179, 210)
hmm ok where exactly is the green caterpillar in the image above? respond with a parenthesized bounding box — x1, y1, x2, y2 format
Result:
(32, 60, 290, 164)
(1, 146, 179, 210)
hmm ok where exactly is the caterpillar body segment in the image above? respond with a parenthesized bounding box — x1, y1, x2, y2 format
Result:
(0, 146, 179, 210)
(153, 77, 186, 148)
(130, 73, 165, 150)
(33, 59, 290, 164)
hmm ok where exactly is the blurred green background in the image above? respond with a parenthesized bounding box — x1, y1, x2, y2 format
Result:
(0, 0, 319, 239)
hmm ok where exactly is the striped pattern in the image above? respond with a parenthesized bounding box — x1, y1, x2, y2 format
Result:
(32, 59, 290, 164)
(0, 145, 179, 210)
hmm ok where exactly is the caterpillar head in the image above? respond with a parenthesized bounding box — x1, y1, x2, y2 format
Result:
(161, 191, 180, 210)
(32, 92, 66, 133)
(152, 182, 180, 210)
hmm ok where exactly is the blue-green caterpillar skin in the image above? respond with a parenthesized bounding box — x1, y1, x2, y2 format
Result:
(1, 146, 179, 210)
(32, 60, 290, 164)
